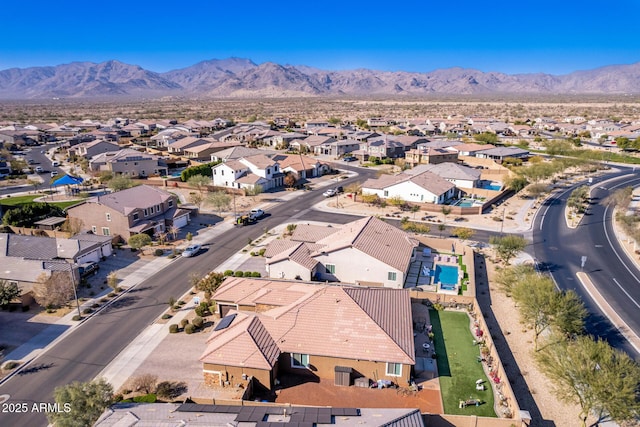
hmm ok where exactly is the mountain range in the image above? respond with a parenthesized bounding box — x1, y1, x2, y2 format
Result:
(0, 58, 639, 99)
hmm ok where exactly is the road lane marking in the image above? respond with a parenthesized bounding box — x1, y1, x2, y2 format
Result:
(612, 278, 640, 310)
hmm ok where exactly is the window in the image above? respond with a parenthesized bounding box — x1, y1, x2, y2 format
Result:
(291, 353, 309, 368)
(388, 271, 397, 281)
(143, 208, 148, 217)
(267, 167, 271, 174)
(383, 190, 389, 197)
(133, 213, 139, 221)
(386, 362, 402, 377)
(102, 227, 110, 236)
(91, 226, 97, 233)
(325, 264, 336, 274)
(105, 213, 111, 222)
(168, 200, 173, 207)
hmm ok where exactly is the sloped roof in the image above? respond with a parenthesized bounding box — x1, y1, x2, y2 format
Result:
(290, 224, 339, 242)
(407, 162, 481, 181)
(208, 279, 415, 366)
(0, 233, 99, 260)
(363, 171, 454, 197)
(78, 185, 174, 215)
(240, 154, 278, 169)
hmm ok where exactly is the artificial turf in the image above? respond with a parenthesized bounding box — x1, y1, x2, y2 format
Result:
(430, 309, 496, 417)
(0, 194, 82, 210)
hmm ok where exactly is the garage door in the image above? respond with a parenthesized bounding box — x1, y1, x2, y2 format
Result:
(174, 214, 189, 229)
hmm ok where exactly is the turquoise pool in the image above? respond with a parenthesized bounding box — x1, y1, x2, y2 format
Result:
(452, 198, 482, 208)
(434, 264, 459, 287)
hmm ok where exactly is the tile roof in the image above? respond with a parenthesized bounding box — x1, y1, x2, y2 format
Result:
(448, 142, 495, 153)
(407, 162, 481, 181)
(290, 224, 339, 242)
(477, 146, 530, 156)
(91, 148, 159, 163)
(80, 185, 174, 215)
(0, 233, 99, 260)
(208, 279, 414, 366)
(363, 171, 454, 196)
(240, 154, 278, 169)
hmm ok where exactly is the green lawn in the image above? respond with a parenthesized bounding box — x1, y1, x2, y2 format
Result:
(430, 309, 495, 417)
(0, 194, 83, 210)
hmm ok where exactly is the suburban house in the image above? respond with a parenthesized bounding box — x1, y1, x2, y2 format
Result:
(405, 162, 481, 189)
(313, 138, 360, 157)
(69, 140, 120, 158)
(264, 216, 418, 287)
(289, 135, 335, 153)
(66, 185, 190, 241)
(201, 277, 415, 391)
(210, 146, 276, 163)
(362, 171, 456, 204)
(211, 154, 283, 191)
(274, 153, 330, 182)
(167, 137, 215, 155)
(474, 146, 530, 163)
(445, 143, 495, 156)
(404, 146, 458, 167)
(0, 233, 113, 305)
(182, 141, 241, 162)
(89, 148, 168, 177)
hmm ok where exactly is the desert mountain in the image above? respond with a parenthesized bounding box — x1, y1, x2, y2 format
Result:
(0, 58, 638, 99)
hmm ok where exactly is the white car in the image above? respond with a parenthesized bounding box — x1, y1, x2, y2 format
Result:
(35, 166, 44, 173)
(323, 188, 336, 197)
(50, 171, 58, 177)
(249, 209, 265, 220)
(182, 244, 201, 257)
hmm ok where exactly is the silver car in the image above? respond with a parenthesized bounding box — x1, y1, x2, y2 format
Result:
(182, 244, 201, 257)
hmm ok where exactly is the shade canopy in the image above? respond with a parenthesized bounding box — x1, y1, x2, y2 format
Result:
(52, 174, 84, 186)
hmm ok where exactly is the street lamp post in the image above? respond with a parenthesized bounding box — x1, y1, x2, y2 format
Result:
(68, 265, 81, 318)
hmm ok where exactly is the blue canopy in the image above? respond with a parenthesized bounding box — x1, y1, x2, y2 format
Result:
(52, 174, 84, 186)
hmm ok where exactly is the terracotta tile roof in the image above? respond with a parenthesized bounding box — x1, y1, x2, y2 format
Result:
(363, 171, 454, 197)
(290, 224, 339, 242)
(407, 162, 481, 181)
(208, 279, 414, 366)
(240, 154, 277, 169)
(448, 143, 495, 153)
(200, 312, 280, 370)
(235, 173, 265, 185)
(263, 239, 300, 258)
(315, 217, 418, 273)
(81, 185, 173, 215)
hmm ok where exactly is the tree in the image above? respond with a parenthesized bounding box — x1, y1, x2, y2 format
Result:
(526, 183, 549, 198)
(441, 206, 451, 227)
(473, 132, 499, 144)
(168, 225, 180, 241)
(489, 234, 527, 264)
(207, 191, 231, 214)
(130, 373, 158, 394)
(284, 173, 297, 188)
(128, 233, 152, 251)
(511, 275, 560, 351)
(388, 196, 406, 209)
(61, 217, 83, 235)
(552, 289, 587, 338)
(536, 335, 640, 427)
(108, 175, 135, 191)
(195, 271, 226, 296)
(187, 174, 210, 196)
(154, 231, 168, 246)
(188, 191, 204, 209)
(106, 271, 119, 292)
(452, 227, 475, 243)
(2, 202, 64, 227)
(494, 264, 536, 295)
(34, 272, 74, 309)
(328, 116, 341, 125)
(98, 171, 113, 184)
(48, 378, 114, 427)
(0, 280, 21, 307)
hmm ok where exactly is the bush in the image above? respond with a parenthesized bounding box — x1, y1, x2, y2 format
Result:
(3, 361, 19, 370)
(258, 248, 266, 257)
(232, 270, 243, 277)
(72, 315, 82, 321)
(169, 324, 178, 333)
(83, 308, 93, 314)
(223, 270, 234, 276)
(156, 381, 188, 400)
(180, 319, 189, 327)
(161, 314, 172, 320)
(192, 316, 204, 328)
(133, 394, 157, 403)
(243, 271, 253, 277)
(184, 324, 196, 334)
(251, 271, 261, 277)
(154, 248, 164, 256)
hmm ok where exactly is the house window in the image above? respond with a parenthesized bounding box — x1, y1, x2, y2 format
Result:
(102, 227, 110, 236)
(267, 167, 271, 174)
(133, 213, 139, 221)
(383, 190, 389, 197)
(106, 213, 111, 222)
(388, 271, 397, 281)
(291, 353, 309, 368)
(326, 264, 336, 274)
(91, 226, 97, 233)
(168, 200, 173, 207)
(386, 362, 402, 377)
(143, 208, 148, 217)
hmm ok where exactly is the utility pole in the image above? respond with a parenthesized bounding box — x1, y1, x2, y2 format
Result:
(69, 265, 81, 318)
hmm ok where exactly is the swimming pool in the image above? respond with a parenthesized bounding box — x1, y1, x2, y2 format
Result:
(434, 264, 459, 286)
(479, 181, 503, 191)
(452, 198, 483, 208)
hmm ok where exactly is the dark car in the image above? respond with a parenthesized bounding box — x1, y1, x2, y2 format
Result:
(342, 156, 357, 162)
(78, 262, 99, 277)
(335, 186, 344, 193)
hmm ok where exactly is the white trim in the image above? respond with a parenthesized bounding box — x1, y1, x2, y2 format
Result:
(290, 353, 309, 369)
(386, 362, 402, 377)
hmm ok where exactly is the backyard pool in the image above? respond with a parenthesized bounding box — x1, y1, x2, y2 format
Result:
(479, 181, 502, 191)
(434, 264, 459, 287)
(452, 198, 483, 208)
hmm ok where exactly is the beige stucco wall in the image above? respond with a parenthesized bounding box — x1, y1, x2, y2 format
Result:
(267, 259, 313, 281)
(202, 363, 273, 390)
(67, 202, 130, 239)
(314, 248, 405, 288)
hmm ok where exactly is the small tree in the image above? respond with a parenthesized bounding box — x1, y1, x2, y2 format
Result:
(0, 279, 21, 307)
(130, 373, 158, 394)
(106, 271, 119, 292)
(168, 225, 180, 241)
(188, 192, 204, 209)
(34, 272, 74, 309)
(505, 175, 529, 193)
(48, 378, 114, 427)
(108, 175, 135, 191)
(187, 174, 210, 196)
(489, 235, 527, 264)
(284, 173, 297, 188)
(441, 206, 451, 226)
(195, 272, 226, 295)
(128, 233, 152, 252)
(453, 227, 475, 243)
(154, 231, 168, 246)
(207, 191, 232, 214)
(246, 184, 263, 202)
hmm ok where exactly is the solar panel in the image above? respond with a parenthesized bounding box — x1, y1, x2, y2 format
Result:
(214, 313, 237, 331)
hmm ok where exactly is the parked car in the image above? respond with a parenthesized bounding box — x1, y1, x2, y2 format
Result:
(182, 244, 202, 257)
(342, 156, 357, 162)
(323, 188, 336, 197)
(78, 261, 99, 277)
(35, 166, 44, 173)
(249, 208, 265, 220)
(335, 186, 344, 193)
(50, 171, 58, 177)
(52, 161, 60, 167)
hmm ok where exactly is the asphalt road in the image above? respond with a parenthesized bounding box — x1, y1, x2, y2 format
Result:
(0, 168, 375, 426)
(0, 144, 64, 197)
(532, 168, 640, 358)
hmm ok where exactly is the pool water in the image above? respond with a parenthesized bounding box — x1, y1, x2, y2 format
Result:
(453, 198, 481, 207)
(434, 264, 459, 286)
(479, 181, 502, 191)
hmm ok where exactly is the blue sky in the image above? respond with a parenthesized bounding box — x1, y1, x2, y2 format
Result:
(2, 0, 639, 75)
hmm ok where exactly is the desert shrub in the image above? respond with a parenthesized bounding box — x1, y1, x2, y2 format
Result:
(156, 381, 188, 400)
(72, 315, 82, 321)
(243, 271, 253, 277)
(184, 324, 196, 334)
(223, 270, 234, 276)
(192, 316, 204, 328)
(258, 248, 266, 256)
(131, 374, 158, 394)
(161, 314, 172, 320)
(169, 324, 178, 333)
(83, 308, 93, 314)
(251, 271, 261, 278)
(3, 361, 19, 370)
(195, 302, 210, 317)
(180, 319, 189, 327)
(154, 249, 164, 256)
(234, 271, 244, 277)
